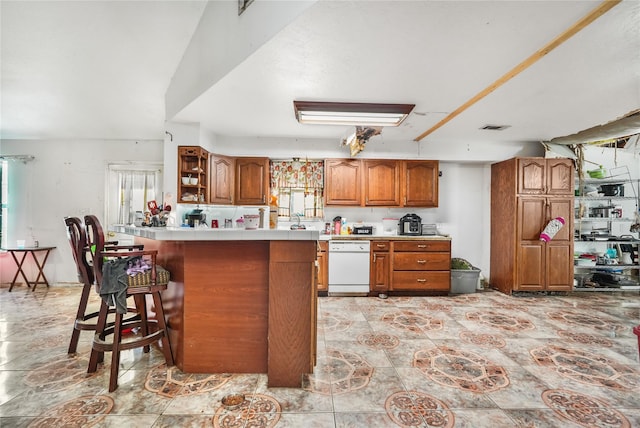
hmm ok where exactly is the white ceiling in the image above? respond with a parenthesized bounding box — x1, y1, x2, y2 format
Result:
(2, 0, 639, 148)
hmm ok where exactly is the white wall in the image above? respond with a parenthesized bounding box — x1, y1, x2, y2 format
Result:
(4, 132, 635, 286)
(0, 139, 163, 284)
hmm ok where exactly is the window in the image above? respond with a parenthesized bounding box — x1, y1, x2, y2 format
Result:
(270, 159, 324, 219)
(106, 163, 163, 227)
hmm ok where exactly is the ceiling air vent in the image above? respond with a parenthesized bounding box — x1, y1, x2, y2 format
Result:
(480, 124, 511, 131)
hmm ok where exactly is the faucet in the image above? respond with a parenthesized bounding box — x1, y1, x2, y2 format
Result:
(290, 213, 306, 230)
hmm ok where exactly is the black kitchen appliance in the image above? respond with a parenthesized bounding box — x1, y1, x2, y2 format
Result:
(599, 183, 624, 196)
(185, 209, 206, 227)
(398, 213, 422, 236)
(353, 225, 373, 235)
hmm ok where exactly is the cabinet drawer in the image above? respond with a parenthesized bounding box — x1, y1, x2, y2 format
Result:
(393, 252, 450, 270)
(392, 271, 450, 291)
(371, 241, 390, 252)
(394, 240, 450, 252)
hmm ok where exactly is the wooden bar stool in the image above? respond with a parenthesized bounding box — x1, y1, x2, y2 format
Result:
(64, 217, 142, 355)
(64, 216, 101, 354)
(84, 215, 174, 392)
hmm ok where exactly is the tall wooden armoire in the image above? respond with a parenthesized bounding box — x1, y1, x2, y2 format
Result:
(490, 157, 574, 294)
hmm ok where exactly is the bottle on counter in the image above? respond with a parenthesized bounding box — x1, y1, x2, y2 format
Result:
(269, 195, 278, 229)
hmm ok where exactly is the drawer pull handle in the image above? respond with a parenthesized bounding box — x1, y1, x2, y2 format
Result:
(416, 278, 427, 283)
(417, 260, 426, 264)
(376, 244, 385, 248)
(417, 245, 427, 248)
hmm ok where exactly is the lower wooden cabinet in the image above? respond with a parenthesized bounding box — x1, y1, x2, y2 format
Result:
(370, 241, 390, 294)
(316, 241, 328, 292)
(390, 240, 451, 292)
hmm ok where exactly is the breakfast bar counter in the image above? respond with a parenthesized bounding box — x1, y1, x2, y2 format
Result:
(112, 226, 319, 387)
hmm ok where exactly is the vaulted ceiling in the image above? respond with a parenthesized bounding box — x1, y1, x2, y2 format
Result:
(2, 1, 639, 148)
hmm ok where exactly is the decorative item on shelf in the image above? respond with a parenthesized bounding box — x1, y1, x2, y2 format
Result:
(587, 165, 606, 179)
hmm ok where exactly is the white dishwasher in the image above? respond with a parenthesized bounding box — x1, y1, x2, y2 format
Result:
(328, 240, 370, 296)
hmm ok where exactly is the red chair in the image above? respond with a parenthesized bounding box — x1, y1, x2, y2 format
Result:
(84, 215, 173, 392)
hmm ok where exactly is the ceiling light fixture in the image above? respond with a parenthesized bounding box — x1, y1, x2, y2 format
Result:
(293, 101, 415, 127)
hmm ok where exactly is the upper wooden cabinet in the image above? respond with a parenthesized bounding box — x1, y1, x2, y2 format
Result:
(324, 159, 362, 205)
(209, 154, 235, 205)
(403, 160, 439, 207)
(178, 146, 209, 204)
(325, 158, 438, 207)
(517, 158, 574, 195)
(235, 157, 270, 206)
(364, 160, 401, 206)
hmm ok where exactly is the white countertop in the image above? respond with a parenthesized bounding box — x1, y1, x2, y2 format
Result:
(111, 225, 320, 241)
(317, 234, 451, 241)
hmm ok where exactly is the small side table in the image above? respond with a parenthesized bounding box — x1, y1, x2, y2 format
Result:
(2, 246, 56, 291)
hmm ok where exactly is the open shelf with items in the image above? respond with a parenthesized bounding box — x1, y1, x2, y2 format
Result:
(574, 174, 639, 291)
(178, 146, 209, 204)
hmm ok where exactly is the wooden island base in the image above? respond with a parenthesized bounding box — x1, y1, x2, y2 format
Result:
(137, 238, 317, 388)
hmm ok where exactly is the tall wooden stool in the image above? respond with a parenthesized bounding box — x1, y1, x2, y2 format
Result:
(84, 215, 174, 392)
(64, 217, 141, 355)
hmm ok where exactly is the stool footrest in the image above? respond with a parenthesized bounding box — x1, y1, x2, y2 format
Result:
(92, 320, 164, 353)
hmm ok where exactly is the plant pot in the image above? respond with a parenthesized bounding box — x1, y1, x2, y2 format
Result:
(450, 268, 480, 294)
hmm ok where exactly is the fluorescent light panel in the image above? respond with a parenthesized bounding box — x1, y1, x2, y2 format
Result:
(293, 101, 415, 126)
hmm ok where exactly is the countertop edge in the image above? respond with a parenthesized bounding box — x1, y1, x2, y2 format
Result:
(111, 225, 320, 241)
(318, 234, 451, 241)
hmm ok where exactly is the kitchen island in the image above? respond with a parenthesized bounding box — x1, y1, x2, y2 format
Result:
(112, 226, 319, 387)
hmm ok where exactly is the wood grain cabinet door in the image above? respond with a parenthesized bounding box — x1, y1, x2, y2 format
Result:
(403, 160, 439, 207)
(210, 154, 234, 205)
(316, 241, 328, 292)
(517, 158, 546, 194)
(546, 242, 573, 290)
(370, 251, 390, 292)
(235, 157, 269, 206)
(518, 158, 574, 195)
(363, 160, 400, 206)
(517, 242, 545, 290)
(324, 159, 362, 205)
(546, 159, 574, 195)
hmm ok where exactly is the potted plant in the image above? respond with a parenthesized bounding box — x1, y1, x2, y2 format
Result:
(450, 258, 481, 294)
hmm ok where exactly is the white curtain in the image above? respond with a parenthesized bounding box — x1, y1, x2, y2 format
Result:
(107, 164, 162, 226)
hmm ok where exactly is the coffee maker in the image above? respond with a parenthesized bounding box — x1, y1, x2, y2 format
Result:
(185, 209, 206, 227)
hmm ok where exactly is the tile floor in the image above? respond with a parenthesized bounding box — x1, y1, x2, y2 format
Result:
(0, 284, 639, 427)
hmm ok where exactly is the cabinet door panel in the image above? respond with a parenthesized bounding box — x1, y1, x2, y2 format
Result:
(518, 159, 545, 194)
(370, 252, 390, 292)
(235, 158, 269, 205)
(517, 243, 545, 290)
(518, 198, 546, 241)
(364, 160, 400, 206)
(316, 244, 328, 292)
(548, 198, 573, 241)
(210, 154, 234, 205)
(546, 159, 574, 195)
(403, 161, 438, 207)
(546, 242, 573, 290)
(324, 159, 362, 205)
